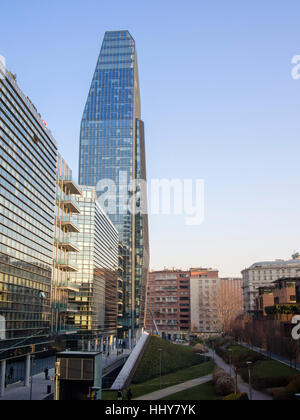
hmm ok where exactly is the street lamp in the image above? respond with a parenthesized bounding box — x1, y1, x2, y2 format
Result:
(228, 349, 232, 377)
(247, 362, 253, 401)
(55, 361, 61, 401)
(29, 354, 35, 401)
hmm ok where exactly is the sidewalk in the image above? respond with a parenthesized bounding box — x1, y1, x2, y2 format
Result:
(208, 350, 273, 401)
(0, 369, 54, 401)
(0, 349, 131, 400)
(134, 374, 213, 400)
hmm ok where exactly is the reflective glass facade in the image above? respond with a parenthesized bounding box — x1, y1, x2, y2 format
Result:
(0, 68, 57, 360)
(68, 187, 119, 349)
(79, 31, 149, 332)
(52, 153, 81, 335)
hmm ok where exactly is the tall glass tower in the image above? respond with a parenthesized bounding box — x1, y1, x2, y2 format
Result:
(79, 31, 149, 337)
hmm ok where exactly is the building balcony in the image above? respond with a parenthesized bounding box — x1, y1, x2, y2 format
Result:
(56, 325, 79, 335)
(52, 302, 68, 312)
(66, 303, 79, 313)
(54, 259, 79, 272)
(56, 217, 80, 233)
(56, 195, 80, 214)
(58, 282, 80, 292)
(55, 239, 79, 253)
(59, 175, 81, 195)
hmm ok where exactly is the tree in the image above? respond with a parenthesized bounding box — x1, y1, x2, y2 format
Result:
(215, 282, 244, 335)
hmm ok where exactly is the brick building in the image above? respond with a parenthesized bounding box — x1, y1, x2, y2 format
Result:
(145, 270, 190, 341)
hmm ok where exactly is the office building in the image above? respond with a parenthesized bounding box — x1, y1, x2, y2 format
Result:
(78, 31, 149, 337)
(68, 187, 119, 352)
(0, 65, 57, 393)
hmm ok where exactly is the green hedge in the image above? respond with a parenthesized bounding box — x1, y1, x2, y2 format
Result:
(265, 304, 300, 315)
(132, 336, 208, 384)
(275, 374, 300, 400)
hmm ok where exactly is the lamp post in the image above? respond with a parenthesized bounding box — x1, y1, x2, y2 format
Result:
(55, 361, 61, 401)
(228, 349, 232, 377)
(158, 348, 163, 389)
(247, 362, 253, 401)
(29, 354, 35, 401)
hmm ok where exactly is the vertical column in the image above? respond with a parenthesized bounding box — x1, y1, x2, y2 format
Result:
(24, 355, 31, 387)
(0, 360, 6, 397)
(129, 329, 132, 349)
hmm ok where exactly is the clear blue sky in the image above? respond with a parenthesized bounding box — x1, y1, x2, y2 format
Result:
(1, 0, 300, 276)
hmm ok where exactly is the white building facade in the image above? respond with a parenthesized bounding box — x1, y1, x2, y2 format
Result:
(242, 255, 300, 313)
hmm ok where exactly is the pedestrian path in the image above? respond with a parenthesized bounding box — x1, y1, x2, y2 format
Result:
(0, 349, 131, 400)
(134, 374, 213, 400)
(0, 369, 54, 401)
(208, 350, 273, 401)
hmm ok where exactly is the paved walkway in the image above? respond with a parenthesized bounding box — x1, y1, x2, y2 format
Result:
(134, 374, 213, 400)
(209, 350, 273, 401)
(0, 369, 54, 401)
(0, 349, 131, 400)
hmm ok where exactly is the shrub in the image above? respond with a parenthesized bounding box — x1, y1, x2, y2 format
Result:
(213, 367, 226, 382)
(275, 374, 300, 400)
(215, 375, 235, 396)
(265, 304, 300, 315)
(193, 343, 209, 354)
(239, 368, 290, 390)
(213, 367, 235, 396)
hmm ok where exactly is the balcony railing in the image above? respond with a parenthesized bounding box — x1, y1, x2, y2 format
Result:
(54, 259, 79, 272)
(56, 217, 80, 233)
(58, 282, 80, 292)
(59, 175, 81, 195)
(56, 195, 80, 214)
(55, 238, 79, 253)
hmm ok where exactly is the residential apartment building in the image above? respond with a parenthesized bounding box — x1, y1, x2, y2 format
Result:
(0, 66, 57, 393)
(78, 30, 149, 336)
(190, 268, 220, 334)
(52, 154, 81, 337)
(256, 278, 299, 316)
(256, 287, 275, 316)
(68, 187, 119, 352)
(145, 270, 190, 341)
(242, 255, 300, 313)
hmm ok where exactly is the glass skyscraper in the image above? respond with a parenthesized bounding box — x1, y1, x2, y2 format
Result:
(79, 31, 149, 336)
(0, 66, 57, 364)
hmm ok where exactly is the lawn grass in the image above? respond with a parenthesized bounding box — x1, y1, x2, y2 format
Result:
(160, 381, 220, 401)
(221, 343, 298, 389)
(228, 344, 265, 361)
(102, 391, 118, 400)
(252, 360, 297, 379)
(127, 360, 214, 399)
(133, 336, 209, 384)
